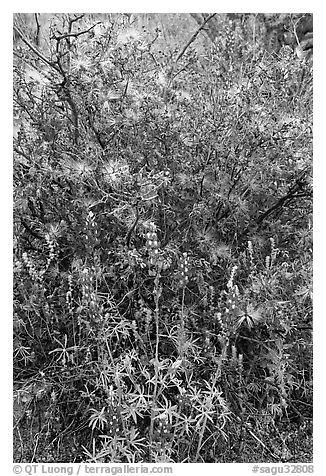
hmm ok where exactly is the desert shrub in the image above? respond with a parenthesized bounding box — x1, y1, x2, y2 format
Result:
(13, 13, 312, 463)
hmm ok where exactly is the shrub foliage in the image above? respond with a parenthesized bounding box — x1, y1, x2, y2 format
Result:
(13, 13, 312, 463)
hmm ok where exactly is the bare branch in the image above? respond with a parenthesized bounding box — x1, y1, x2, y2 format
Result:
(13, 25, 60, 73)
(51, 21, 102, 41)
(175, 13, 217, 62)
(34, 13, 41, 46)
(69, 14, 85, 26)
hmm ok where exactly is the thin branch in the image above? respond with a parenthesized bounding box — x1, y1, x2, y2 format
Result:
(62, 86, 79, 144)
(20, 219, 43, 240)
(69, 14, 85, 26)
(14, 22, 80, 144)
(51, 21, 102, 41)
(175, 13, 217, 62)
(13, 25, 60, 73)
(13, 146, 30, 162)
(34, 13, 41, 46)
(257, 170, 310, 225)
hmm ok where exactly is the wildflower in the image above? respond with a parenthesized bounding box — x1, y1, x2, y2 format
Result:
(227, 265, 238, 289)
(247, 240, 254, 267)
(14, 260, 23, 273)
(156, 71, 168, 87)
(45, 233, 56, 269)
(85, 211, 99, 248)
(179, 252, 190, 287)
(231, 344, 237, 363)
(70, 57, 92, 72)
(47, 221, 66, 240)
(215, 312, 226, 333)
(265, 255, 271, 269)
(81, 268, 93, 305)
(144, 222, 159, 266)
(270, 237, 277, 267)
(86, 211, 95, 227)
(22, 252, 42, 282)
(61, 158, 93, 180)
(238, 354, 243, 375)
(66, 274, 74, 314)
(116, 28, 142, 45)
(86, 347, 92, 363)
(102, 159, 129, 185)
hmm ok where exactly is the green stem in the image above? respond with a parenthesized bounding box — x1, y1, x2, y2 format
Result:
(195, 413, 208, 462)
(149, 267, 161, 460)
(180, 286, 186, 359)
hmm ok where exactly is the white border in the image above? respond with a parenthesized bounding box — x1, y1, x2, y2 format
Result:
(3, 3, 325, 475)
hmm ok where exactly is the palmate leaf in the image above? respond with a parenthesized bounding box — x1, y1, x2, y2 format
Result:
(88, 407, 108, 431)
(294, 285, 312, 301)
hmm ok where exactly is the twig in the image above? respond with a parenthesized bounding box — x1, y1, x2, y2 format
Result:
(14, 21, 80, 144)
(52, 22, 102, 41)
(20, 219, 43, 240)
(175, 13, 217, 63)
(125, 201, 140, 248)
(13, 25, 60, 73)
(68, 14, 85, 27)
(246, 426, 280, 460)
(234, 415, 280, 460)
(34, 13, 41, 46)
(290, 15, 306, 48)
